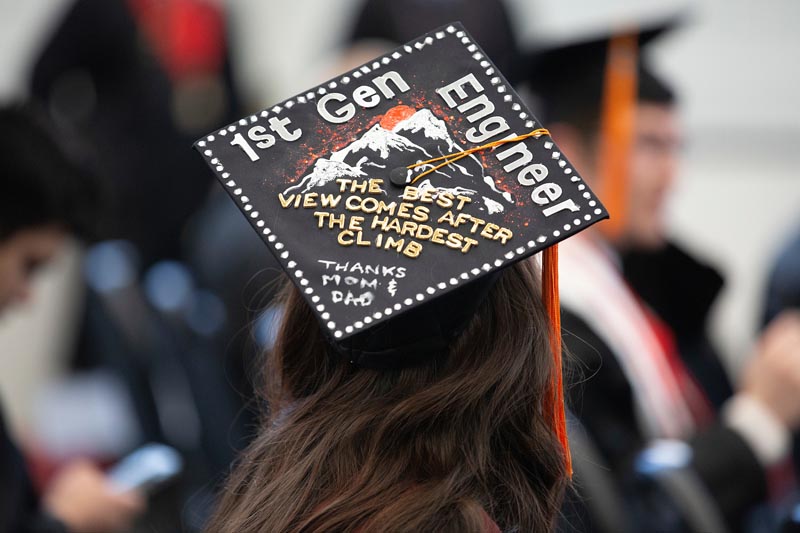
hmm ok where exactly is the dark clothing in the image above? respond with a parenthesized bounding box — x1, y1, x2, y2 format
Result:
(564, 311, 767, 531)
(0, 401, 67, 533)
(562, 241, 768, 531)
(31, 0, 239, 266)
(622, 241, 732, 408)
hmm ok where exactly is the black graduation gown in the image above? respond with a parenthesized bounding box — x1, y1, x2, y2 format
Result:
(562, 241, 767, 531)
(621, 241, 732, 408)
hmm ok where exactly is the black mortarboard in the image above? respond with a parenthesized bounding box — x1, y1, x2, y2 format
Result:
(194, 23, 607, 370)
(528, 19, 679, 126)
(350, 0, 522, 84)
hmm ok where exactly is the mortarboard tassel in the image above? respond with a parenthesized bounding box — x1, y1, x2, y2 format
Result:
(542, 243, 572, 476)
(404, 130, 573, 476)
(598, 33, 639, 241)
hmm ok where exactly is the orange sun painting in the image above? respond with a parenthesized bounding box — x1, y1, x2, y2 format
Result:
(379, 105, 416, 130)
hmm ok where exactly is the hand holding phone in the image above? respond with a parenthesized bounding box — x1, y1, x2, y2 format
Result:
(107, 443, 183, 493)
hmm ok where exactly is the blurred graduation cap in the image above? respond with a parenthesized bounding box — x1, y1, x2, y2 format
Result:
(528, 19, 679, 127)
(349, 0, 522, 84)
(195, 23, 610, 473)
(526, 15, 683, 239)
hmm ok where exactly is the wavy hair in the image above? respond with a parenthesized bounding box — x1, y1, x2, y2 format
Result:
(208, 259, 567, 532)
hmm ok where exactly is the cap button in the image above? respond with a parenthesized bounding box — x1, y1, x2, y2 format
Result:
(390, 167, 413, 188)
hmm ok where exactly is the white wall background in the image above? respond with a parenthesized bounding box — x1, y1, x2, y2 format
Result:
(1, 0, 798, 432)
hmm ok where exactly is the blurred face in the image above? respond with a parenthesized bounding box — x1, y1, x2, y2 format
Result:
(0, 225, 66, 313)
(623, 102, 681, 249)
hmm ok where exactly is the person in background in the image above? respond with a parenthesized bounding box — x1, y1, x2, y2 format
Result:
(0, 105, 144, 532)
(530, 23, 800, 531)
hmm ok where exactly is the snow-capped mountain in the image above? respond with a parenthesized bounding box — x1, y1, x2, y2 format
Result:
(331, 123, 431, 161)
(393, 109, 453, 146)
(283, 108, 514, 212)
(283, 158, 366, 195)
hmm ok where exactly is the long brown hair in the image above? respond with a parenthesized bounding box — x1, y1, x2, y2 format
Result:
(208, 259, 567, 532)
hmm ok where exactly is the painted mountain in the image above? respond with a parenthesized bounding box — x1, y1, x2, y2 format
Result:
(283, 106, 514, 214)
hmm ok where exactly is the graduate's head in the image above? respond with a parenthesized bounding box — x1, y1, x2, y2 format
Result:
(0, 105, 98, 311)
(530, 25, 681, 250)
(198, 23, 612, 530)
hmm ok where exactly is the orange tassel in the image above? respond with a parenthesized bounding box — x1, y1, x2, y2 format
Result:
(542, 244, 571, 476)
(597, 34, 638, 242)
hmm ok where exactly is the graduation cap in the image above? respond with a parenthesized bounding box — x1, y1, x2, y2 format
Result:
(350, 0, 522, 84)
(526, 18, 680, 239)
(195, 23, 609, 474)
(528, 20, 678, 126)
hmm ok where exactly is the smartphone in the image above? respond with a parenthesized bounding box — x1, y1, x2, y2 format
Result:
(107, 443, 183, 493)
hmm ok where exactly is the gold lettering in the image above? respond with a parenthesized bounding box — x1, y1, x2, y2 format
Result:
(278, 193, 295, 208)
(368, 179, 384, 194)
(397, 202, 412, 219)
(338, 230, 354, 246)
(400, 221, 418, 236)
(480, 222, 499, 239)
(437, 211, 456, 226)
(431, 228, 448, 245)
(412, 205, 430, 222)
(416, 224, 433, 239)
(385, 236, 404, 252)
(356, 231, 371, 247)
(345, 195, 361, 211)
(462, 237, 479, 253)
(436, 192, 454, 209)
(402, 186, 419, 202)
(303, 193, 318, 208)
(494, 227, 513, 244)
(350, 180, 368, 193)
(329, 213, 346, 229)
(357, 197, 375, 213)
(320, 193, 341, 208)
(313, 212, 328, 228)
(385, 217, 402, 233)
(454, 212, 471, 227)
(468, 216, 487, 233)
(445, 232, 463, 250)
(402, 241, 422, 259)
(371, 215, 389, 230)
(348, 216, 364, 231)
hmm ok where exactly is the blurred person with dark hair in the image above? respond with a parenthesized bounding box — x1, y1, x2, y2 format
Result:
(30, 0, 240, 266)
(530, 23, 800, 531)
(0, 105, 145, 532)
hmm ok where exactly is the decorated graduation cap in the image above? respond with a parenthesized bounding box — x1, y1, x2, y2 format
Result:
(527, 17, 679, 239)
(195, 23, 609, 474)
